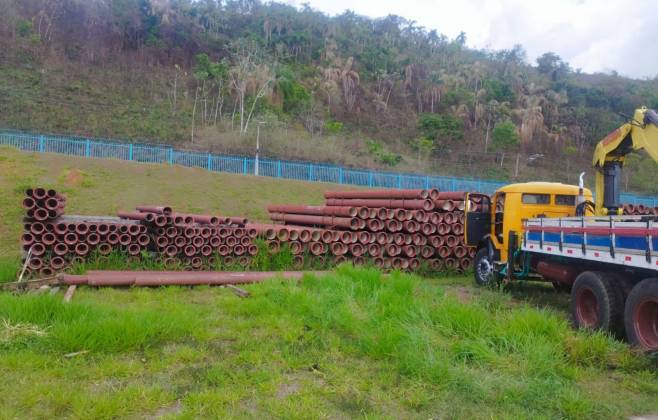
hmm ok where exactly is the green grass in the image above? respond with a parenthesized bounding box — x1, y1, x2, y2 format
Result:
(0, 266, 656, 418)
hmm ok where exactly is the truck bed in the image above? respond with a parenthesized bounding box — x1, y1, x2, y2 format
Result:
(522, 215, 658, 271)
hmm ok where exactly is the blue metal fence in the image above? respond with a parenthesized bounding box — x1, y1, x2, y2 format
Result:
(1, 129, 656, 205)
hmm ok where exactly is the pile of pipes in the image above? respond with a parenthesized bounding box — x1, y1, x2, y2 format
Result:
(118, 207, 256, 269)
(622, 203, 658, 215)
(20, 188, 256, 278)
(254, 188, 485, 272)
(19, 186, 486, 278)
(21, 189, 153, 277)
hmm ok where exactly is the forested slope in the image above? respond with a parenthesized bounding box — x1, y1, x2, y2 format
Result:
(1, 0, 658, 192)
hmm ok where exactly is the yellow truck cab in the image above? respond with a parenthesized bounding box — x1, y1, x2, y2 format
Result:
(465, 182, 593, 285)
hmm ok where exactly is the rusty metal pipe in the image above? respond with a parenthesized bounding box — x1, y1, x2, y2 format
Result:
(97, 243, 111, 256)
(136, 205, 172, 215)
(118, 211, 155, 223)
(267, 205, 358, 218)
(367, 219, 384, 232)
(75, 242, 89, 256)
(33, 208, 49, 221)
(119, 234, 131, 246)
(50, 256, 66, 270)
(324, 189, 429, 199)
(270, 213, 361, 230)
(82, 271, 324, 287)
(326, 198, 434, 211)
(127, 244, 141, 256)
(330, 242, 348, 256)
(22, 197, 36, 210)
(421, 246, 435, 259)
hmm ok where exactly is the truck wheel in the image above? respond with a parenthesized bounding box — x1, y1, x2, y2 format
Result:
(474, 248, 494, 286)
(624, 278, 658, 351)
(570, 271, 625, 337)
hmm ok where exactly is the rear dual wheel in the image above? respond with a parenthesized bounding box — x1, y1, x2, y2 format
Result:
(570, 271, 625, 338)
(625, 278, 658, 352)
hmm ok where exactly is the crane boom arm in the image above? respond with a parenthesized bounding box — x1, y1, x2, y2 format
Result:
(592, 107, 658, 215)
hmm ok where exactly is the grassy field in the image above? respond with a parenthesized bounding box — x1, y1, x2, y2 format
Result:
(0, 147, 657, 418)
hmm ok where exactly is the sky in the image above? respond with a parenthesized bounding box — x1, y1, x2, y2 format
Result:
(283, 0, 658, 79)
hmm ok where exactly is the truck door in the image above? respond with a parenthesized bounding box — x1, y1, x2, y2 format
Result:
(464, 193, 491, 246)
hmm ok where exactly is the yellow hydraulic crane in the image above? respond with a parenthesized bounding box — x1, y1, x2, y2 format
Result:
(592, 107, 658, 215)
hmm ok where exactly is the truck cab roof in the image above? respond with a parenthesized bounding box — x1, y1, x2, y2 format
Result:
(496, 182, 592, 196)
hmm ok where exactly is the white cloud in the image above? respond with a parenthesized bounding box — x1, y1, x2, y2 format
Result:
(282, 0, 658, 79)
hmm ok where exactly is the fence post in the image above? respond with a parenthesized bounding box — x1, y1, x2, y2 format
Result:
(368, 172, 373, 187)
(339, 167, 343, 184)
(128, 144, 133, 161)
(207, 153, 212, 171)
(424, 175, 429, 189)
(168, 148, 173, 165)
(243, 157, 247, 174)
(85, 140, 90, 157)
(308, 164, 314, 181)
(38, 135, 45, 152)
(277, 160, 282, 178)
(397, 174, 402, 189)
(451, 178, 456, 192)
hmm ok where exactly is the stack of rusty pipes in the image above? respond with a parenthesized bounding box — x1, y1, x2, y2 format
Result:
(622, 203, 658, 216)
(21, 188, 151, 278)
(118, 206, 257, 270)
(261, 188, 479, 272)
(20, 188, 256, 278)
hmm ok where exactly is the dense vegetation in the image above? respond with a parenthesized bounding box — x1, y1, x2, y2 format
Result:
(1, 0, 658, 191)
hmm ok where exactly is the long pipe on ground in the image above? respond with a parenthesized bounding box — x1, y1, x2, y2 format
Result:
(59, 271, 329, 287)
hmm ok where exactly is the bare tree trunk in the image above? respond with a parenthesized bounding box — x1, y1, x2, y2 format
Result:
(231, 96, 238, 131)
(484, 117, 491, 153)
(171, 73, 177, 116)
(191, 86, 199, 143)
(244, 80, 272, 134)
(239, 89, 245, 134)
(202, 80, 207, 125)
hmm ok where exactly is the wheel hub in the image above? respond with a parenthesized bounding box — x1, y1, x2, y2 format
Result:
(576, 287, 599, 327)
(634, 298, 658, 350)
(477, 258, 493, 283)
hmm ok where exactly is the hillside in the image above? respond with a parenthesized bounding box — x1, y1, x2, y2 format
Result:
(1, 1, 658, 193)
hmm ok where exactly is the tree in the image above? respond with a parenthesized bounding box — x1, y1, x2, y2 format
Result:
(417, 113, 463, 144)
(228, 42, 275, 135)
(536, 52, 570, 81)
(492, 121, 520, 151)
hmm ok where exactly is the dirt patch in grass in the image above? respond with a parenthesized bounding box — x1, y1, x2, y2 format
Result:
(63, 168, 84, 187)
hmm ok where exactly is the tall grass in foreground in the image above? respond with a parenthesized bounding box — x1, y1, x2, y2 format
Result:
(0, 292, 203, 353)
(0, 265, 655, 417)
(242, 265, 656, 417)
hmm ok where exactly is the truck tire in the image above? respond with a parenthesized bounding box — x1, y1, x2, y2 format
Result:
(570, 271, 625, 337)
(474, 248, 495, 286)
(624, 278, 658, 352)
